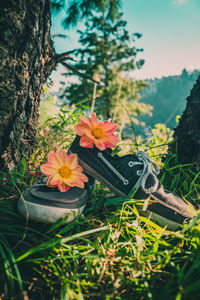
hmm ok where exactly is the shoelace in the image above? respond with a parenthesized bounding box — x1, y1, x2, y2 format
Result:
(98, 151, 160, 194)
(133, 151, 160, 194)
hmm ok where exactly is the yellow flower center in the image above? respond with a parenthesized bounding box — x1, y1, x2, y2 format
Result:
(59, 166, 72, 178)
(91, 127, 104, 139)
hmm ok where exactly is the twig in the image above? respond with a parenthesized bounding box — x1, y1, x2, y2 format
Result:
(91, 82, 97, 116)
(113, 74, 123, 122)
(61, 61, 100, 84)
(52, 34, 68, 39)
(122, 103, 138, 149)
(54, 50, 76, 63)
(52, 49, 101, 84)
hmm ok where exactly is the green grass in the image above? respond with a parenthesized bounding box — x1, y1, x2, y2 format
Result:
(0, 108, 200, 299)
(1, 151, 200, 300)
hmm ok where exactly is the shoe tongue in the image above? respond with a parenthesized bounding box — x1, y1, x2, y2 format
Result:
(30, 185, 86, 202)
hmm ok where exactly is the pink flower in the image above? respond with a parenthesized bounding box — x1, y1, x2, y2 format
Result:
(74, 113, 119, 150)
(40, 149, 88, 192)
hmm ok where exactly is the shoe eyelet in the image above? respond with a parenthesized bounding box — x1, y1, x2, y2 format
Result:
(124, 180, 129, 185)
(128, 161, 134, 167)
(98, 152, 102, 157)
(137, 170, 142, 176)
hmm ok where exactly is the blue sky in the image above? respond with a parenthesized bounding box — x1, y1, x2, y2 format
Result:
(51, 0, 200, 87)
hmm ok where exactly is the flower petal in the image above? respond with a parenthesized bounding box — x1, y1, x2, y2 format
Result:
(91, 113, 99, 127)
(40, 163, 58, 176)
(79, 116, 92, 127)
(94, 139, 107, 151)
(70, 171, 88, 183)
(73, 165, 84, 173)
(55, 148, 68, 165)
(47, 174, 62, 187)
(63, 170, 88, 188)
(64, 177, 85, 189)
(65, 153, 79, 169)
(74, 123, 90, 136)
(57, 182, 71, 192)
(80, 134, 94, 148)
(83, 130, 96, 140)
(104, 134, 120, 148)
(101, 121, 118, 134)
(47, 151, 62, 168)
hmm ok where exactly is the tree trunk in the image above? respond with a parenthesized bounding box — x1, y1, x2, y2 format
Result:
(169, 74, 200, 165)
(0, 0, 55, 170)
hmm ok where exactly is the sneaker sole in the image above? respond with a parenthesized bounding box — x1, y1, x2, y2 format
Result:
(18, 197, 85, 224)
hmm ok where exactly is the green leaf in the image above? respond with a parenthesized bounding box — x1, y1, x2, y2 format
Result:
(104, 196, 127, 208)
(19, 157, 26, 176)
(12, 172, 18, 186)
(184, 279, 200, 293)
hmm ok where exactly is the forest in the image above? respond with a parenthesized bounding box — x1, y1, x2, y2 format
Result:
(136, 69, 200, 135)
(0, 0, 200, 299)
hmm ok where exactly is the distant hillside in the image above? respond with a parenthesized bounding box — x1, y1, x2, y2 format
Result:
(136, 69, 200, 135)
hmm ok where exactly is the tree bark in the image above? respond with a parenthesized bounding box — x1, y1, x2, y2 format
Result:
(169, 74, 200, 165)
(0, 0, 55, 170)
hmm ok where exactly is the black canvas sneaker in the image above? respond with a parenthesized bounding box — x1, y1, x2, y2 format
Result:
(18, 175, 95, 224)
(69, 135, 197, 230)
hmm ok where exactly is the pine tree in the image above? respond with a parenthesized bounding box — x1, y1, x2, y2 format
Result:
(60, 8, 152, 125)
